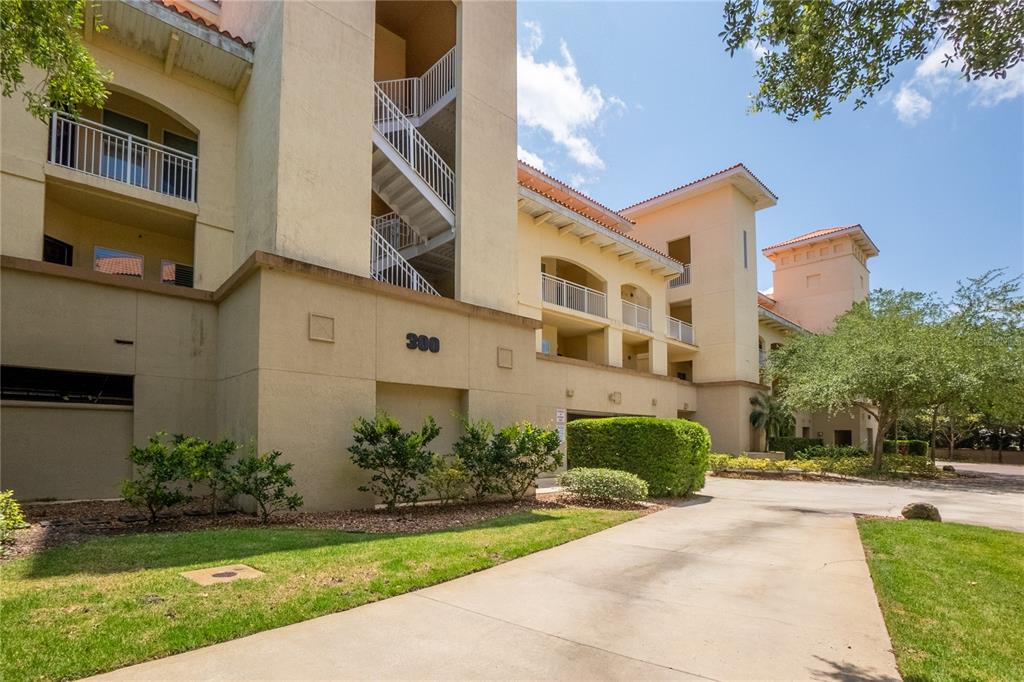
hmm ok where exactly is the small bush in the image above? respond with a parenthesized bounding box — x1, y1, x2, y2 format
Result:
(425, 454, 470, 505)
(490, 422, 562, 501)
(230, 450, 303, 523)
(567, 417, 709, 497)
(177, 435, 238, 516)
(0, 490, 26, 545)
(121, 433, 190, 523)
(348, 412, 440, 511)
(452, 417, 499, 500)
(884, 439, 930, 456)
(796, 445, 869, 459)
(559, 468, 648, 503)
(709, 454, 938, 479)
(769, 436, 823, 457)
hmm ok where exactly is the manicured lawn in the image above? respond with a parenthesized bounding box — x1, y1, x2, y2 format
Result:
(859, 519, 1024, 682)
(1, 506, 641, 681)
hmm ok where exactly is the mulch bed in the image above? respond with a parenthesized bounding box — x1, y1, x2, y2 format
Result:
(3, 494, 662, 561)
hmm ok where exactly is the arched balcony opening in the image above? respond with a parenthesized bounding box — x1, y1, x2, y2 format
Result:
(48, 88, 199, 202)
(540, 257, 607, 318)
(620, 283, 652, 331)
(539, 257, 609, 365)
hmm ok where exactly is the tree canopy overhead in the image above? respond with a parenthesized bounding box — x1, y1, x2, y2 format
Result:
(1, 0, 109, 121)
(721, 0, 1024, 120)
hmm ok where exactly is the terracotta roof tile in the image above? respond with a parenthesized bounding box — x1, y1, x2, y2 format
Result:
(620, 163, 778, 213)
(761, 225, 855, 252)
(95, 256, 143, 277)
(153, 0, 253, 48)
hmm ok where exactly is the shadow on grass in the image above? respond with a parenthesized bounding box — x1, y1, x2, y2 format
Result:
(19, 509, 560, 580)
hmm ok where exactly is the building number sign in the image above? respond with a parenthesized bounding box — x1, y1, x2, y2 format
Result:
(406, 333, 441, 353)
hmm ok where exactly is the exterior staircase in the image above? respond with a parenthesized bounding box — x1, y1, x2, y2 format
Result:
(370, 47, 457, 296)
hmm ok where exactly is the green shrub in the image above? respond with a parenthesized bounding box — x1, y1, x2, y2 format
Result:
(796, 445, 869, 459)
(0, 490, 26, 546)
(452, 417, 499, 500)
(230, 450, 303, 523)
(425, 454, 470, 505)
(177, 435, 238, 516)
(567, 417, 710, 497)
(769, 436, 823, 457)
(348, 412, 440, 511)
(881, 454, 938, 477)
(558, 468, 648, 503)
(883, 439, 930, 456)
(711, 454, 938, 479)
(708, 453, 734, 472)
(489, 422, 562, 501)
(121, 433, 191, 523)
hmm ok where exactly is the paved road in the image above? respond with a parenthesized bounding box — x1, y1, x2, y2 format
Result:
(936, 460, 1024, 477)
(92, 482, 902, 682)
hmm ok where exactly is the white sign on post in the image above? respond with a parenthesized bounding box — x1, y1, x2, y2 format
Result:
(555, 407, 567, 447)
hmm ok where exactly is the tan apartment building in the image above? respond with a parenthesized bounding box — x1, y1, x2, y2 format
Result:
(0, 0, 879, 507)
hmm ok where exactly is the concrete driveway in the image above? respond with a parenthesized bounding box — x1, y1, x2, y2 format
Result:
(92, 483, 903, 682)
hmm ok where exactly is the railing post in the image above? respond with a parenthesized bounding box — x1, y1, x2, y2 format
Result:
(190, 156, 197, 202)
(125, 134, 134, 184)
(49, 112, 58, 164)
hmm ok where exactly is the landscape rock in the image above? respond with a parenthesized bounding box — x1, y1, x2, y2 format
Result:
(901, 502, 942, 521)
(942, 465, 956, 472)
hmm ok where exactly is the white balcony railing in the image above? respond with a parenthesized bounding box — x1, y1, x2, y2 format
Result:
(48, 112, 197, 202)
(667, 316, 695, 345)
(373, 83, 455, 210)
(376, 46, 456, 119)
(541, 273, 607, 318)
(370, 227, 439, 296)
(372, 212, 423, 251)
(622, 300, 652, 331)
(668, 264, 692, 288)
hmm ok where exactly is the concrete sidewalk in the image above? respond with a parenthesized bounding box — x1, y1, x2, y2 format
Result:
(92, 490, 900, 681)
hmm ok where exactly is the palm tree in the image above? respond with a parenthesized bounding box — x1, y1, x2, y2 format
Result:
(749, 392, 795, 449)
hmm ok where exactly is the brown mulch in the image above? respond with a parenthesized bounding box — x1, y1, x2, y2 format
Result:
(3, 494, 663, 561)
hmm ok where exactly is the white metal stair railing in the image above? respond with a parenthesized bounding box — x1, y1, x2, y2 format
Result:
(541, 273, 607, 318)
(666, 316, 695, 345)
(372, 212, 423, 251)
(373, 83, 455, 211)
(370, 227, 440, 296)
(376, 47, 456, 119)
(622, 300, 652, 331)
(48, 112, 197, 202)
(669, 264, 692, 288)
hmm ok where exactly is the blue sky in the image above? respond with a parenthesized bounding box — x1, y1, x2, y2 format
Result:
(516, 2, 1024, 297)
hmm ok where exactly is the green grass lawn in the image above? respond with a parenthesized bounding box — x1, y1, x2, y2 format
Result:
(859, 519, 1024, 682)
(1, 506, 641, 681)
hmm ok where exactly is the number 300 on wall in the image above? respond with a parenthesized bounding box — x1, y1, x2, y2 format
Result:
(406, 333, 440, 353)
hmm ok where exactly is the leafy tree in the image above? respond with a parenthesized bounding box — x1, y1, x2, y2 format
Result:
(768, 290, 940, 470)
(1, 0, 109, 120)
(229, 450, 303, 524)
(749, 391, 795, 445)
(721, 0, 1024, 120)
(348, 412, 440, 512)
(121, 432, 190, 523)
(177, 435, 238, 516)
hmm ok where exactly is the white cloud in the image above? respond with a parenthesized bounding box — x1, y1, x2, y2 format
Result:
(517, 21, 619, 170)
(746, 39, 768, 60)
(893, 86, 932, 124)
(517, 145, 546, 171)
(891, 40, 1024, 123)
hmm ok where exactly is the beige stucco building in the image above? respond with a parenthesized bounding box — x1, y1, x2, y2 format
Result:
(0, 0, 880, 506)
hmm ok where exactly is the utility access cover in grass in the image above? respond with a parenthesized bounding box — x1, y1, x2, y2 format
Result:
(180, 564, 265, 586)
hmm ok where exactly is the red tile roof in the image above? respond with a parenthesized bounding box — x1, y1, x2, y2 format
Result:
(620, 163, 778, 213)
(517, 162, 684, 267)
(761, 224, 879, 256)
(153, 0, 253, 48)
(762, 225, 853, 251)
(95, 256, 143, 277)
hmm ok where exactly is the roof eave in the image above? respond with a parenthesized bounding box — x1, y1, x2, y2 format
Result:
(621, 166, 778, 216)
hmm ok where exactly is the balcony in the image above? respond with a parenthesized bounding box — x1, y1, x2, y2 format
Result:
(621, 300, 652, 331)
(541, 273, 607, 318)
(48, 113, 197, 202)
(668, 264, 692, 288)
(666, 316, 695, 345)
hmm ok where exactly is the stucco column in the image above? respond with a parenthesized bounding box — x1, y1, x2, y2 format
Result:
(604, 326, 623, 367)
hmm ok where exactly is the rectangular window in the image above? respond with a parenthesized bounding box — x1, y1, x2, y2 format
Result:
(742, 230, 748, 269)
(162, 131, 198, 200)
(43, 235, 73, 266)
(161, 260, 194, 288)
(100, 110, 149, 186)
(1, 365, 133, 405)
(834, 429, 853, 446)
(801, 426, 811, 438)
(95, 246, 143, 278)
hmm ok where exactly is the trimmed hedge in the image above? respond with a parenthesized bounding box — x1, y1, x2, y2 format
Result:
(884, 439, 930, 456)
(769, 436, 824, 458)
(708, 453, 939, 478)
(795, 445, 869, 459)
(566, 417, 710, 497)
(558, 467, 649, 503)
